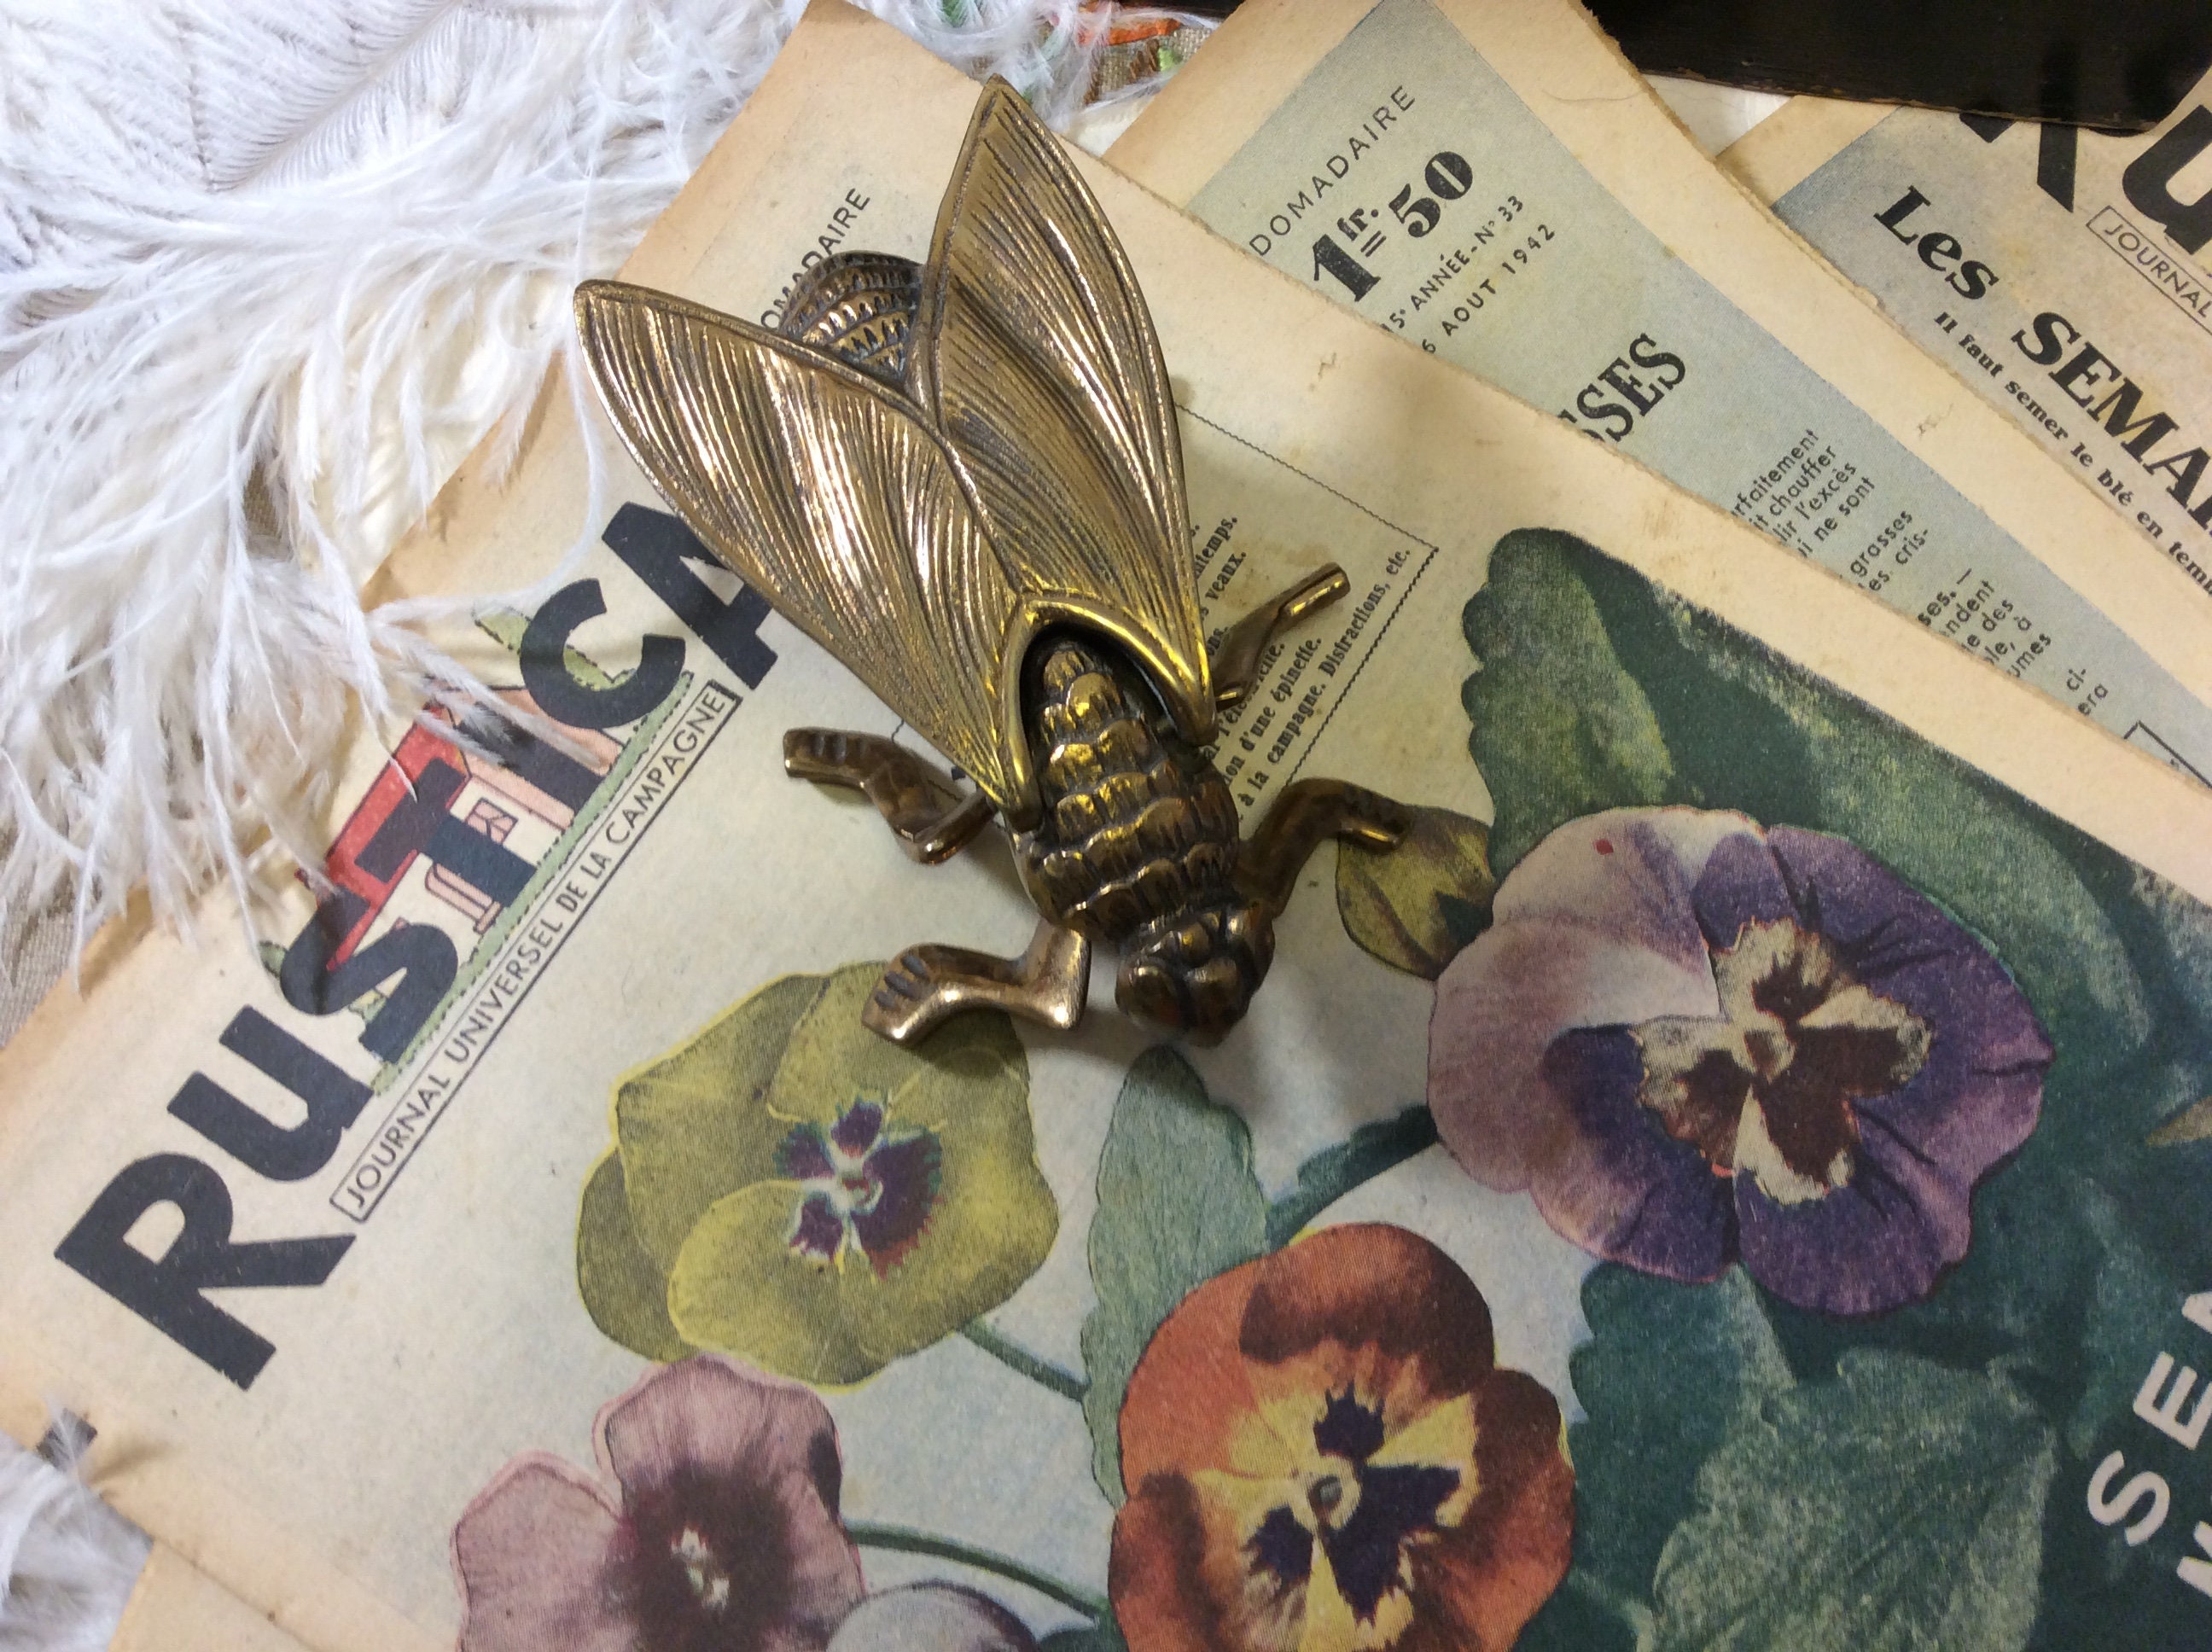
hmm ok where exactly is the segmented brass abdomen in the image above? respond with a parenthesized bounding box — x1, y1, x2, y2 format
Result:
(777, 252, 923, 387)
(1014, 637, 1243, 942)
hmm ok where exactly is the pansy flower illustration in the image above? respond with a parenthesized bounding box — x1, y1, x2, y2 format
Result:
(1429, 807, 2051, 1315)
(1110, 1223, 1572, 1652)
(584, 964, 1058, 1385)
(451, 1355, 863, 1652)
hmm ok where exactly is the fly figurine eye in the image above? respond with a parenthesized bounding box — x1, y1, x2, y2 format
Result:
(575, 79, 1408, 1045)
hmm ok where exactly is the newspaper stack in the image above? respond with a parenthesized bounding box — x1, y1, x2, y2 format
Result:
(5, 3, 2212, 1649)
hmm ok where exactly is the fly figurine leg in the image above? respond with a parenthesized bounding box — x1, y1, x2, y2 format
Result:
(783, 729, 995, 864)
(1209, 564, 1352, 710)
(1238, 779, 1412, 914)
(787, 729, 1083, 1044)
(863, 919, 1092, 1045)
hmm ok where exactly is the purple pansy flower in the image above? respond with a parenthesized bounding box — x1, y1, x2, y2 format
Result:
(1428, 808, 2051, 1315)
(597, 965, 1059, 1386)
(451, 1356, 863, 1652)
(774, 1098, 944, 1276)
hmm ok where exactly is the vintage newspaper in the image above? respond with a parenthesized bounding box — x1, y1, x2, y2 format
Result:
(1728, 81, 2212, 649)
(7, 5, 2212, 1649)
(111, 1545, 317, 1652)
(1107, 0, 2212, 787)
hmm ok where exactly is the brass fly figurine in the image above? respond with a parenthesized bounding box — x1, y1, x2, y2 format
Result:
(574, 79, 1407, 1046)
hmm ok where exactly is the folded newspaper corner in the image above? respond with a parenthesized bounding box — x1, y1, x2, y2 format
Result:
(1726, 67, 2212, 657)
(1107, 0, 2212, 795)
(8, 3, 2212, 1649)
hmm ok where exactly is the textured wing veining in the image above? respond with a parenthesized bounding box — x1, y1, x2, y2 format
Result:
(574, 281, 1021, 806)
(913, 79, 1210, 733)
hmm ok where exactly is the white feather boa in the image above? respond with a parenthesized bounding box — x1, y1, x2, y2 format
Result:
(0, 1422, 145, 1650)
(0, 0, 1161, 954)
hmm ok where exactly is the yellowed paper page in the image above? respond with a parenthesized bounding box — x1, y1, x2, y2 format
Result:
(1721, 95, 1886, 204)
(3, 6, 2212, 1649)
(1109, 0, 2212, 784)
(1727, 78, 2212, 646)
(111, 1546, 317, 1652)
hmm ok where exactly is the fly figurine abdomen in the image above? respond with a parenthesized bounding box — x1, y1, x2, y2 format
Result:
(1022, 634, 1256, 1025)
(1018, 630, 1361, 1041)
(574, 78, 1408, 1046)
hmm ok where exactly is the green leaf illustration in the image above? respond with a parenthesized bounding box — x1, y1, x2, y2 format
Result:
(1262, 1105, 1437, 1249)
(1039, 1619, 1127, 1652)
(1080, 1048, 1267, 1504)
(1578, 1269, 1793, 1589)
(1520, 1269, 1791, 1652)
(1650, 1352, 2054, 1652)
(1464, 531, 2147, 1079)
(1460, 531, 2212, 1645)
(1460, 532, 1683, 877)
(1335, 805, 1495, 977)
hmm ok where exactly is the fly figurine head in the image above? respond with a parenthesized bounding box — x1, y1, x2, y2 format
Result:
(575, 79, 1406, 1046)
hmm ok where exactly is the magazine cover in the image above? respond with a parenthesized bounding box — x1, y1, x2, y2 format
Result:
(1730, 71, 2212, 652)
(1109, 0, 2212, 787)
(2, 8, 2210, 1649)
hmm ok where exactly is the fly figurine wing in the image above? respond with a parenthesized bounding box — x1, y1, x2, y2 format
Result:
(909, 79, 1211, 774)
(573, 288, 1022, 805)
(574, 79, 1210, 828)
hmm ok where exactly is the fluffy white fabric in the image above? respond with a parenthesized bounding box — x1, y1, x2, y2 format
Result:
(0, 0, 1151, 957)
(0, 4, 1194, 1638)
(0, 1423, 147, 1650)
